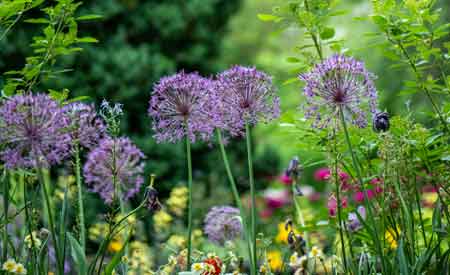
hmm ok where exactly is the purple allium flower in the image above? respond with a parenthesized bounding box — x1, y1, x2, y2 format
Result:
(347, 206, 366, 232)
(0, 93, 72, 169)
(148, 71, 216, 143)
(204, 205, 243, 245)
(216, 66, 280, 136)
(64, 102, 107, 150)
(299, 54, 378, 129)
(83, 137, 145, 204)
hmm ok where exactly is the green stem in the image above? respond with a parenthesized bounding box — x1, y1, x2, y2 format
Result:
(245, 122, 257, 271)
(291, 179, 309, 248)
(38, 169, 63, 275)
(74, 144, 86, 252)
(186, 135, 193, 269)
(216, 129, 255, 275)
(2, 170, 8, 262)
(338, 107, 385, 274)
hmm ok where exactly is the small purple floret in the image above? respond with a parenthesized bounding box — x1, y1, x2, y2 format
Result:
(83, 137, 145, 204)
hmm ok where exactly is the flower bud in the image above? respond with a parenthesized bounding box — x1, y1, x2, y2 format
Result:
(373, 111, 390, 132)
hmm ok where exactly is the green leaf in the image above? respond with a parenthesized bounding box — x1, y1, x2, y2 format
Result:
(257, 13, 280, 22)
(76, 37, 98, 43)
(397, 239, 410, 275)
(65, 96, 91, 104)
(68, 233, 87, 275)
(76, 14, 103, 21)
(282, 77, 299, 85)
(320, 27, 335, 40)
(370, 15, 388, 28)
(286, 57, 300, 63)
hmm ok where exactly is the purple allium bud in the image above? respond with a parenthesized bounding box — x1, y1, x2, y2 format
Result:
(215, 66, 280, 136)
(83, 137, 145, 204)
(204, 206, 243, 245)
(372, 111, 390, 132)
(299, 54, 378, 129)
(148, 71, 216, 143)
(0, 93, 72, 169)
(64, 102, 107, 150)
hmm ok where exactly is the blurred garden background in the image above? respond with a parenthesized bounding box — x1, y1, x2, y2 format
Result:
(1, 0, 449, 271)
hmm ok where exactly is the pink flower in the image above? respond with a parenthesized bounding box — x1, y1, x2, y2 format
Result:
(341, 196, 348, 208)
(263, 189, 290, 209)
(314, 168, 331, 181)
(327, 196, 337, 217)
(260, 208, 274, 219)
(308, 192, 321, 202)
(353, 191, 364, 203)
(279, 173, 293, 185)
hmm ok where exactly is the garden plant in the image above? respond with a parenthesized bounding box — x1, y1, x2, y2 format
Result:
(0, 0, 449, 274)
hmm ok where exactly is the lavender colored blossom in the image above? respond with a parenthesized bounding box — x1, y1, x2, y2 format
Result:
(0, 93, 72, 169)
(299, 54, 378, 129)
(347, 206, 366, 232)
(204, 206, 243, 245)
(83, 137, 145, 204)
(216, 66, 280, 136)
(148, 71, 216, 143)
(64, 102, 106, 150)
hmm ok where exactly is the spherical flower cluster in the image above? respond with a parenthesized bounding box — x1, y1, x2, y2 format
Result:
(204, 206, 242, 245)
(216, 66, 280, 136)
(299, 54, 378, 129)
(148, 71, 216, 143)
(64, 102, 106, 150)
(0, 93, 72, 169)
(83, 137, 145, 204)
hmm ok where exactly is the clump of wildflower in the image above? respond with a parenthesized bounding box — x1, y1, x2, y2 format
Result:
(83, 137, 145, 204)
(153, 210, 173, 233)
(167, 186, 188, 216)
(0, 93, 72, 169)
(204, 206, 243, 245)
(64, 102, 107, 149)
(148, 71, 216, 143)
(215, 66, 280, 136)
(299, 54, 378, 129)
(24, 231, 42, 249)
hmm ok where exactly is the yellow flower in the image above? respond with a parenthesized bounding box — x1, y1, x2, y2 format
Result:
(153, 210, 173, 232)
(108, 239, 123, 252)
(309, 246, 323, 258)
(267, 250, 283, 271)
(385, 227, 399, 250)
(275, 222, 300, 244)
(24, 231, 42, 249)
(14, 263, 27, 275)
(2, 259, 17, 272)
(167, 186, 188, 216)
(167, 235, 186, 248)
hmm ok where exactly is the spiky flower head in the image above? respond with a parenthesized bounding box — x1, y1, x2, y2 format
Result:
(299, 54, 378, 129)
(216, 66, 280, 136)
(148, 71, 216, 143)
(64, 102, 107, 150)
(83, 137, 145, 204)
(0, 93, 72, 169)
(204, 205, 242, 246)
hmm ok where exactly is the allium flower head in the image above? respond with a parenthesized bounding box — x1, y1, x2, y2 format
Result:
(216, 66, 280, 136)
(204, 206, 242, 245)
(148, 71, 216, 143)
(0, 93, 72, 169)
(64, 102, 106, 150)
(299, 54, 378, 128)
(83, 137, 145, 204)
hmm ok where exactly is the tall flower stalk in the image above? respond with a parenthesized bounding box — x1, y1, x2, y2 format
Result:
(148, 72, 216, 268)
(216, 129, 255, 274)
(245, 122, 257, 272)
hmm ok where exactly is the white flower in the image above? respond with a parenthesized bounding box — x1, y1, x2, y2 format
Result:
(309, 246, 324, 259)
(13, 263, 27, 275)
(2, 259, 17, 272)
(191, 262, 206, 274)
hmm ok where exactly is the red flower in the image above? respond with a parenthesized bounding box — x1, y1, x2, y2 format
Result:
(203, 256, 222, 275)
